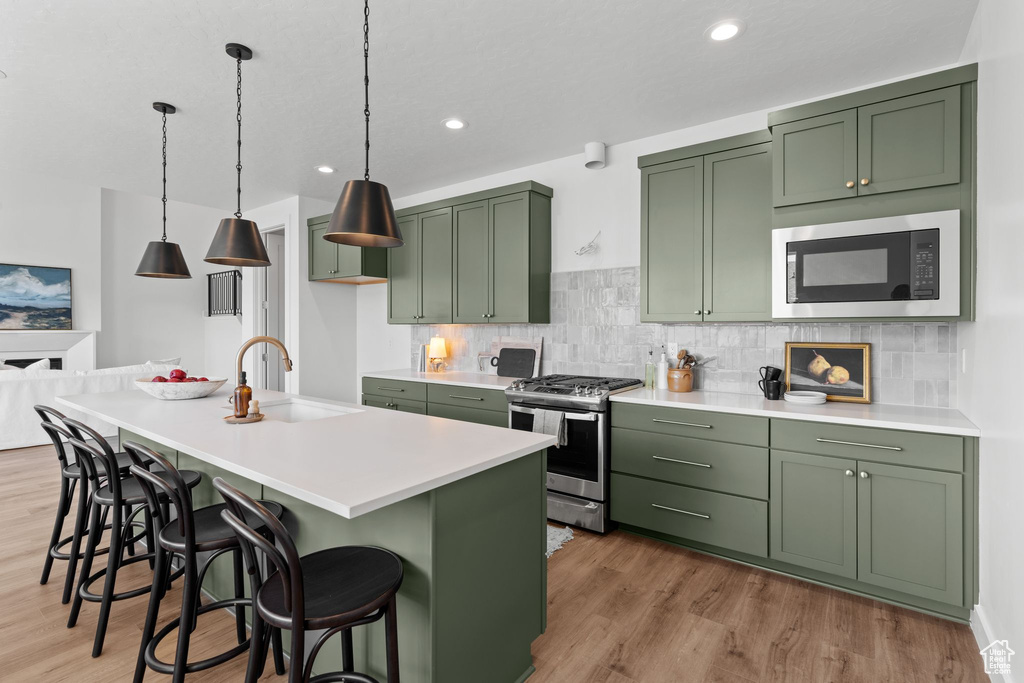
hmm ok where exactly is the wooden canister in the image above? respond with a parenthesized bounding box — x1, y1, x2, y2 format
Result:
(666, 367, 693, 393)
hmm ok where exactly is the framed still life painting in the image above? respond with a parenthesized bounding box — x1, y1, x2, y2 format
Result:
(0, 264, 73, 330)
(784, 342, 871, 403)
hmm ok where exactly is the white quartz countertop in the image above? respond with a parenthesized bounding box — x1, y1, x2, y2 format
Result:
(610, 388, 980, 437)
(362, 369, 513, 391)
(57, 388, 554, 519)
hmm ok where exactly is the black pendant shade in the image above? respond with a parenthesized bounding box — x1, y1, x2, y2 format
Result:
(205, 218, 271, 267)
(324, 180, 403, 248)
(136, 240, 191, 278)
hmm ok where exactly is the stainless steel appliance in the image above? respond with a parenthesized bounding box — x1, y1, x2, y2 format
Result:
(505, 374, 642, 533)
(772, 210, 960, 319)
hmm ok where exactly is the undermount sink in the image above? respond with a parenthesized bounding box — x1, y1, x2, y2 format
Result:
(257, 397, 360, 424)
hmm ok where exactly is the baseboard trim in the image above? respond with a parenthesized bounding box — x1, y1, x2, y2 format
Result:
(972, 605, 1014, 683)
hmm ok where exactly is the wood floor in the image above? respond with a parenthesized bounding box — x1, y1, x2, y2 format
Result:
(1, 444, 987, 682)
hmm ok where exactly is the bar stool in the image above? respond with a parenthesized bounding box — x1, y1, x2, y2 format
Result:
(35, 405, 135, 604)
(215, 477, 404, 683)
(124, 441, 286, 683)
(64, 418, 201, 657)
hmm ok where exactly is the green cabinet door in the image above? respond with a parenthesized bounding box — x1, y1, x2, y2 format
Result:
(702, 142, 772, 321)
(773, 109, 858, 207)
(453, 201, 490, 323)
(418, 207, 454, 324)
(309, 223, 339, 280)
(857, 86, 961, 195)
(857, 461, 963, 605)
(388, 215, 420, 323)
(489, 192, 531, 323)
(640, 157, 704, 322)
(769, 451, 857, 579)
(363, 397, 394, 410)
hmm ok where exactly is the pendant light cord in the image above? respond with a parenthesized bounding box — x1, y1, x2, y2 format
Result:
(235, 56, 243, 219)
(161, 111, 168, 241)
(363, 0, 370, 182)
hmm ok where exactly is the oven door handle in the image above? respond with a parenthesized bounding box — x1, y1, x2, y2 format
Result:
(509, 405, 599, 422)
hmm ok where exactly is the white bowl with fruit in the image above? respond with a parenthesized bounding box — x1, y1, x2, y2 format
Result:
(136, 369, 227, 400)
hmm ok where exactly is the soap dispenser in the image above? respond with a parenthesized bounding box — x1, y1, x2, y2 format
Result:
(656, 346, 669, 390)
(233, 371, 252, 418)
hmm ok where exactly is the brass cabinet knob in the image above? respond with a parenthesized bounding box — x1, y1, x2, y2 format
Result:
(860, 178, 870, 185)
(704, 310, 711, 315)
(845, 181, 855, 189)
(860, 471, 869, 479)
(481, 314, 488, 318)
(694, 310, 702, 315)
(845, 469, 854, 477)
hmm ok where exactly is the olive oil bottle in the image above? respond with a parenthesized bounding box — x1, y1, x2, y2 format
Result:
(233, 371, 252, 418)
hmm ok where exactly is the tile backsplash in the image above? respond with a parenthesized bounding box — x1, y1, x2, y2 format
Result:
(412, 266, 958, 408)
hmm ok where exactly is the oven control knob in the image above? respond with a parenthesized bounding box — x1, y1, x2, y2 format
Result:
(593, 388, 605, 397)
(584, 386, 593, 395)
(574, 385, 583, 395)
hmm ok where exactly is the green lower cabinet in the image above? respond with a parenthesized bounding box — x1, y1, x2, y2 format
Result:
(769, 451, 857, 579)
(362, 395, 427, 414)
(857, 461, 963, 605)
(427, 402, 506, 428)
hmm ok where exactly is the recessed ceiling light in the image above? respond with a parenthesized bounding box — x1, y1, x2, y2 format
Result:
(442, 118, 466, 130)
(316, 165, 335, 174)
(706, 20, 745, 42)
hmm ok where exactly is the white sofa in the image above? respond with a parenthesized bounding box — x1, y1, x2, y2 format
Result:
(0, 362, 180, 450)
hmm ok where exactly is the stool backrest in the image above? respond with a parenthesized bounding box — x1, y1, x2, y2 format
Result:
(34, 405, 74, 469)
(214, 476, 303, 620)
(62, 417, 121, 490)
(123, 441, 194, 542)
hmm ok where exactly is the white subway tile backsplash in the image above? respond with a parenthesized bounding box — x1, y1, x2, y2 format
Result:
(412, 266, 957, 408)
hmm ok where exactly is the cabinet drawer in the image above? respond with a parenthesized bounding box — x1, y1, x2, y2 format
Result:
(427, 402, 508, 428)
(426, 383, 507, 413)
(611, 402, 768, 447)
(362, 396, 427, 414)
(611, 428, 768, 499)
(611, 473, 767, 557)
(360, 377, 427, 402)
(770, 420, 963, 471)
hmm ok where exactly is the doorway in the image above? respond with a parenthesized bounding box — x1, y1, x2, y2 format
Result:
(256, 228, 286, 390)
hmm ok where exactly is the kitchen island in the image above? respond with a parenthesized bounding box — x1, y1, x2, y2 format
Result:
(57, 387, 554, 683)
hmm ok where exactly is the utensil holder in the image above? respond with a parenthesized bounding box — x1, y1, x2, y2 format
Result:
(667, 368, 693, 393)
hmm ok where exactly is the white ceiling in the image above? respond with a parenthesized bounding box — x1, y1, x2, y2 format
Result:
(0, 0, 978, 211)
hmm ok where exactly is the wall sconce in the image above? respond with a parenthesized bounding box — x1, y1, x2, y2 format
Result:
(428, 336, 448, 372)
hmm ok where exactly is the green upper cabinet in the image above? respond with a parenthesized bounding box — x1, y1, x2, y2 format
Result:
(772, 85, 963, 208)
(307, 216, 388, 284)
(390, 181, 552, 325)
(639, 131, 772, 323)
(772, 110, 858, 207)
(388, 208, 453, 324)
(857, 86, 961, 196)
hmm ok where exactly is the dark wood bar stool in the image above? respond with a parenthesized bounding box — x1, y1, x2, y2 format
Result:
(214, 477, 404, 683)
(124, 441, 286, 683)
(64, 418, 201, 657)
(34, 405, 135, 604)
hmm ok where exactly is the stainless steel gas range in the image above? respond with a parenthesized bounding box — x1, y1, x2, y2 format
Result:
(505, 374, 642, 532)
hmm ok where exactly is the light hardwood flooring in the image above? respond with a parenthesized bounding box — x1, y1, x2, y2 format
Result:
(1, 444, 986, 682)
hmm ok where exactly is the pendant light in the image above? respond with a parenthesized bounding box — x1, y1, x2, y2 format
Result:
(135, 103, 191, 278)
(205, 43, 271, 267)
(323, 0, 403, 248)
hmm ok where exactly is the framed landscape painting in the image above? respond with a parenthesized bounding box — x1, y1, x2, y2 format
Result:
(784, 342, 871, 403)
(0, 264, 73, 330)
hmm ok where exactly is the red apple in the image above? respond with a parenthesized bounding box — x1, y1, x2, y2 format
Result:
(152, 376, 168, 383)
(169, 369, 187, 380)
(168, 377, 183, 383)
(197, 377, 209, 382)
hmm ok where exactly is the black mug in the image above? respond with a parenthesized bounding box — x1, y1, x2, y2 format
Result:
(763, 379, 784, 400)
(759, 365, 782, 382)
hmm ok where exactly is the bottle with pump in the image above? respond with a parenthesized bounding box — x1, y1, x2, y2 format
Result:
(644, 347, 655, 388)
(233, 370, 252, 418)
(656, 346, 669, 390)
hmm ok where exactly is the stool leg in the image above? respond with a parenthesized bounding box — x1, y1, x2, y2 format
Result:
(289, 627, 304, 683)
(124, 503, 135, 557)
(171, 555, 199, 683)
(244, 614, 267, 683)
(385, 597, 400, 683)
(91, 502, 124, 657)
(233, 548, 246, 644)
(272, 627, 286, 676)
(62, 480, 90, 604)
(41, 476, 72, 585)
(68, 499, 103, 627)
(134, 544, 169, 683)
(341, 629, 354, 672)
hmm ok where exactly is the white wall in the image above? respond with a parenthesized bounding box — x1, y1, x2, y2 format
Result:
(99, 189, 228, 372)
(958, 0, 1024, 672)
(355, 283, 412, 396)
(0, 168, 102, 331)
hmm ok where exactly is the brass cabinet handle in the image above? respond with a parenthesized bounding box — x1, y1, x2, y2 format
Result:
(860, 471, 869, 479)
(816, 437, 901, 452)
(449, 394, 484, 401)
(652, 503, 710, 520)
(846, 181, 855, 189)
(653, 455, 711, 468)
(652, 418, 712, 429)
(845, 469, 854, 477)
(376, 387, 405, 393)
(860, 178, 870, 185)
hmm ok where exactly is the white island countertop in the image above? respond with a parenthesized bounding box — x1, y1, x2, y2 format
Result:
(362, 368, 514, 390)
(57, 388, 554, 519)
(611, 388, 980, 437)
